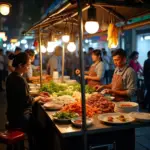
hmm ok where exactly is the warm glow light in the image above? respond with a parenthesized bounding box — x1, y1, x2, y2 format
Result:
(41, 45, 46, 53)
(3, 36, 7, 41)
(67, 42, 76, 52)
(25, 44, 28, 49)
(47, 42, 56, 53)
(10, 39, 18, 43)
(21, 39, 27, 44)
(34, 50, 38, 55)
(62, 35, 70, 43)
(15, 42, 20, 47)
(0, 32, 5, 39)
(3, 43, 6, 47)
(110, 43, 118, 49)
(0, 4, 10, 16)
(85, 21, 99, 34)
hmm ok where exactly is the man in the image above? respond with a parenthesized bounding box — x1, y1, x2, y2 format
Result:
(96, 48, 137, 101)
(143, 51, 150, 111)
(0, 49, 4, 91)
(8, 47, 21, 74)
(85, 47, 94, 70)
(47, 46, 62, 75)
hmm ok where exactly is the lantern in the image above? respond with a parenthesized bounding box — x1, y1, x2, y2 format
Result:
(0, 3, 11, 16)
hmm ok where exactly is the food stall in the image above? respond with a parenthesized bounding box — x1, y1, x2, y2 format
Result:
(25, 0, 150, 150)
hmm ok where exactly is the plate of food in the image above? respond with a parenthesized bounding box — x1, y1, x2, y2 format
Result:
(115, 102, 139, 113)
(53, 112, 78, 123)
(98, 113, 135, 125)
(71, 117, 93, 128)
(130, 112, 150, 122)
(43, 102, 63, 111)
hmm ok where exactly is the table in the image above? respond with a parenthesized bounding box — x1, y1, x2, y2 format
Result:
(33, 102, 150, 150)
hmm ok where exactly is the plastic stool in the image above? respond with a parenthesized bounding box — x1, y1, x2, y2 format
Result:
(0, 130, 25, 150)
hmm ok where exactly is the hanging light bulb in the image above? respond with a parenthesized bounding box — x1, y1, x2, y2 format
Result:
(0, 3, 11, 16)
(85, 21, 99, 34)
(62, 34, 70, 43)
(85, 6, 99, 34)
(67, 42, 76, 52)
(41, 45, 46, 53)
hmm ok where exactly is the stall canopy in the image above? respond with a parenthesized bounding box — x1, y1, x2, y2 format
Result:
(25, 0, 150, 35)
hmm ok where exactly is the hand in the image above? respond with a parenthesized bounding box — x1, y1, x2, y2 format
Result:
(75, 69, 80, 75)
(34, 96, 43, 102)
(84, 76, 89, 80)
(95, 85, 104, 91)
(104, 89, 114, 94)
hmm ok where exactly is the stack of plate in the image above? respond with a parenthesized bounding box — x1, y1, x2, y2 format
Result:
(115, 102, 139, 113)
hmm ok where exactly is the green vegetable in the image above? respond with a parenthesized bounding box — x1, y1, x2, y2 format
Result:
(40, 81, 95, 96)
(53, 112, 78, 119)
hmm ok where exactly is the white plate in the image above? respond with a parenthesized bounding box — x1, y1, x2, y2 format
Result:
(98, 113, 135, 125)
(71, 118, 93, 128)
(43, 102, 63, 111)
(130, 112, 150, 122)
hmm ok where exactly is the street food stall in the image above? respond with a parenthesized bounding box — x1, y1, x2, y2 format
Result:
(25, 0, 150, 150)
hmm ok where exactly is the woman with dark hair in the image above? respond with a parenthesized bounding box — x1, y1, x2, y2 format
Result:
(6, 52, 47, 150)
(76, 50, 105, 87)
(129, 51, 143, 75)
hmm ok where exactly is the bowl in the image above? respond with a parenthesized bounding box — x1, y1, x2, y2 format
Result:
(115, 102, 139, 113)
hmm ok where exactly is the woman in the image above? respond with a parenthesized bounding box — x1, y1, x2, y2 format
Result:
(129, 51, 143, 75)
(6, 52, 46, 150)
(76, 50, 105, 87)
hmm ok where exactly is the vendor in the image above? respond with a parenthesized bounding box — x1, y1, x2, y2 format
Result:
(24, 50, 39, 82)
(76, 50, 105, 87)
(96, 49, 137, 101)
(6, 52, 46, 149)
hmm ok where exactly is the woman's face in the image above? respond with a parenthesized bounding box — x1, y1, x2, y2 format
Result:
(19, 59, 30, 74)
(92, 53, 99, 62)
(135, 54, 139, 60)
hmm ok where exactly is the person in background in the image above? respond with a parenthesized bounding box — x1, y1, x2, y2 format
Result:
(76, 50, 105, 87)
(143, 51, 150, 112)
(47, 46, 62, 76)
(85, 47, 94, 70)
(65, 52, 73, 77)
(129, 51, 143, 76)
(0, 49, 4, 91)
(96, 49, 137, 101)
(8, 47, 21, 74)
(24, 50, 39, 82)
(103, 50, 110, 84)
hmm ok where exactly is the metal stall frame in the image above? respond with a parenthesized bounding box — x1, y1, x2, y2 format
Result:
(24, 1, 150, 149)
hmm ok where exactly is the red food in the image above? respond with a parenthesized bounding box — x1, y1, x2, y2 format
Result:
(74, 120, 82, 124)
(108, 116, 113, 122)
(86, 94, 115, 114)
(61, 102, 99, 117)
(120, 104, 133, 107)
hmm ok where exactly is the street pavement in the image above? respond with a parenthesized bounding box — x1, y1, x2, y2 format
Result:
(0, 92, 150, 150)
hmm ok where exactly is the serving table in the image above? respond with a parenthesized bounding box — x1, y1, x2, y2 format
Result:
(33, 102, 150, 150)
